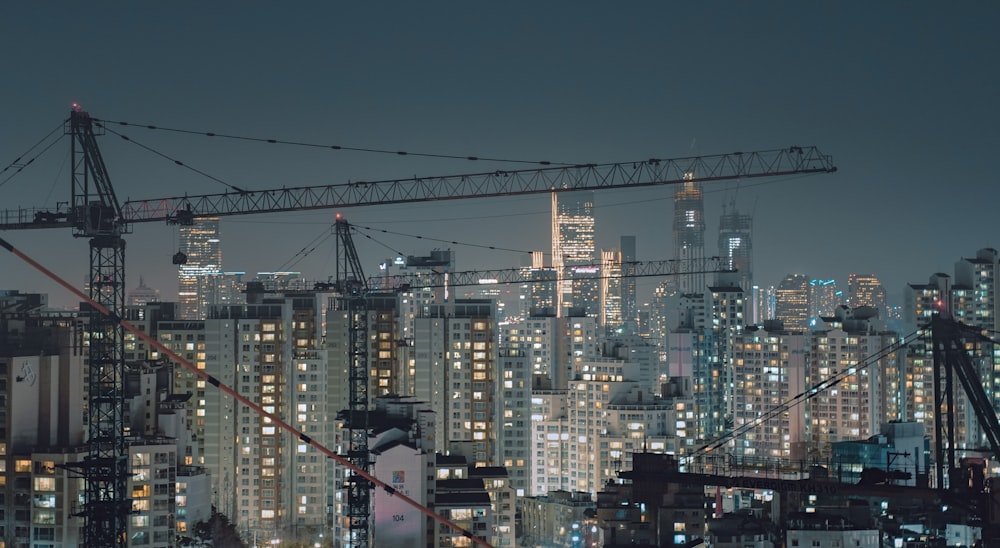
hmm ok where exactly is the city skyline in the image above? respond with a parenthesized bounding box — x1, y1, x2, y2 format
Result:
(2, 3, 999, 312)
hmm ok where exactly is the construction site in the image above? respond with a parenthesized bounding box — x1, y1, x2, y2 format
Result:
(1, 102, 998, 548)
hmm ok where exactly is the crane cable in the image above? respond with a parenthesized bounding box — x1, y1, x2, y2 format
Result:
(98, 124, 247, 193)
(685, 328, 922, 464)
(0, 121, 66, 188)
(93, 117, 571, 167)
(0, 235, 495, 548)
(353, 223, 533, 255)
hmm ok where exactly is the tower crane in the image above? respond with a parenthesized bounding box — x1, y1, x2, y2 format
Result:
(0, 107, 837, 547)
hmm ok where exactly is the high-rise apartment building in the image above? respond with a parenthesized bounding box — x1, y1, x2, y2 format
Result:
(953, 249, 1000, 425)
(529, 387, 570, 496)
(177, 218, 222, 320)
(147, 289, 330, 541)
(717, 202, 752, 291)
(568, 359, 673, 494)
(775, 274, 811, 331)
(497, 349, 531, 496)
(806, 309, 898, 459)
(412, 299, 498, 467)
(902, 250, 1000, 454)
(501, 308, 598, 389)
(551, 192, 597, 316)
(902, 273, 950, 436)
(729, 324, 808, 461)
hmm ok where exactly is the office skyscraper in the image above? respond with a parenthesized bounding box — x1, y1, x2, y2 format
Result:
(809, 279, 841, 319)
(673, 180, 706, 295)
(551, 192, 597, 316)
(717, 202, 752, 291)
(619, 235, 638, 332)
(518, 250, 558, 317)
(775, 274, 811, 331)
(847, 273, 889, 318)
(177, 217, 222, 320)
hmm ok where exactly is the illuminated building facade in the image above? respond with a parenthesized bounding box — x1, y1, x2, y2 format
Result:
(809, 279, 842, 320)
(518, 250, 557, 317)
(902, 274, 950, 442)
(497, 349, 531, 497)
(730, 325, 808, 461)
(412, 299, 498, 467)
(177, 217, 222, 320)
(551, 192, 597, 316)
(600, 249, 623, 332)
(775, 274, 811, 331)
(953, 248, 1000, 430)
(806, 315, 898, 459)
(529, 388, 570, 496)
(501, 309, 598, 389)
(847, 273, 889, 319)
(568, 359, 672, 495)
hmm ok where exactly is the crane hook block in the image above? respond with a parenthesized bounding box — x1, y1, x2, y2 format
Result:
(172, 251, 188, 265)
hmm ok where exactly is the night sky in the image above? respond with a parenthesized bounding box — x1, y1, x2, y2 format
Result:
(2, 3, 998, 311)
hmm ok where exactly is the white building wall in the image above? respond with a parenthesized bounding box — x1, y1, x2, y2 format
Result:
(371, 443, 430, 546)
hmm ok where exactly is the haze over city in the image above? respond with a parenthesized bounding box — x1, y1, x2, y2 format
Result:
(2, 4, 998, 309)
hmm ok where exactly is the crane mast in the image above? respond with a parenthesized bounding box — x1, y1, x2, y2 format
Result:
(64, 107, 131, 546)
(0, 109, 840, 547)
(333, 217, 372, 547)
